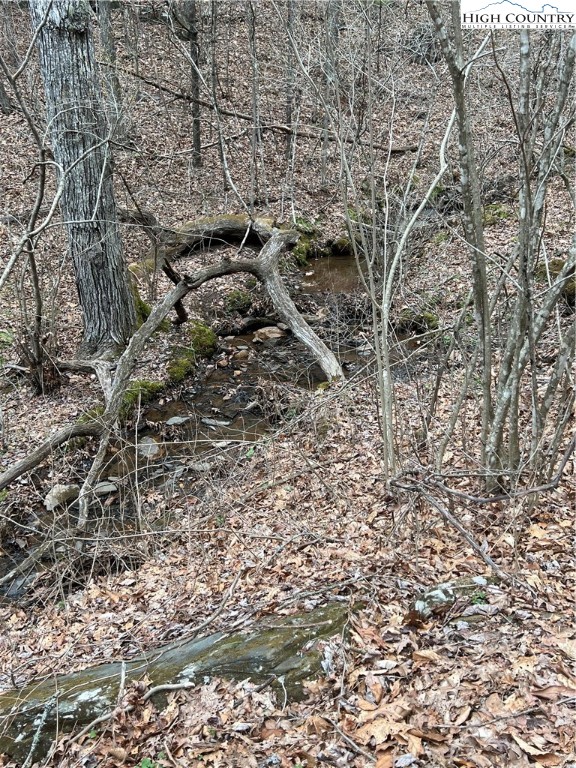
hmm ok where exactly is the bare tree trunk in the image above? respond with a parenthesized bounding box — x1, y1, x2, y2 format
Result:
(321, 0, 340, 188)
(188, 0, 202, 166)
(122, 2, 140, 78)
(210, 0, 227, 191)
(285, 0, 296, 160)
(0, 77, 12, 114)
(246, 0, 263, 209)
(170, 0, 202, 166)
(426, 1, 492, 465)
(29, 0, 136, 359)
(485, 31, 576, 487)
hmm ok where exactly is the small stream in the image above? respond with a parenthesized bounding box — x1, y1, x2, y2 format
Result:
(301, 253, 366, 294)
(101, 253, 371, 481)
(0, 254, 416, 600)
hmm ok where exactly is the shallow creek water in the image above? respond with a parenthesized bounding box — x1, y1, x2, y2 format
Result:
(103, 254, 369, 477)
(0, 255, 409, 598)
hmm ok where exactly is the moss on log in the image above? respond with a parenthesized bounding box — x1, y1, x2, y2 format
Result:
(0, 603, 348, 765)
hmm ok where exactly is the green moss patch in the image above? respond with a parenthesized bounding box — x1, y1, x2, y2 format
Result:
(291, 235, 315, 266)
(188, 322, 217, 357)
(167, 348, 197, 384)
(167, 322, 217, 383)
(225, 289, 253, 314)
(77, 405, 106, 425)
(432, 230, 449, 246)
(395, 308, 439, 335)
(482, 202, 511, 226)
(120, 380, 165, 419)
(293, 217, 317, 237)
(131, 283, 152, 326)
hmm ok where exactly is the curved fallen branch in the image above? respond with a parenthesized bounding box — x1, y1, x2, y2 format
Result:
(76, 230, 341, 528)
(1, 230, 343, 537)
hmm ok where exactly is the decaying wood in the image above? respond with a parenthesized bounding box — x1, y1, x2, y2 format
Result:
(119, 209, 276, 259)
(156, 213, 276, 260)
(121, 210, 278, 323)
(253, 232, 343, 380)
(0, 602, 349, 766)
(76, 230, 341, 529)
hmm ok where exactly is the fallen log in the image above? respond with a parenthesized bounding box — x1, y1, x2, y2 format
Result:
(0, 602, 348, 766)
(157, 213, 276, 260)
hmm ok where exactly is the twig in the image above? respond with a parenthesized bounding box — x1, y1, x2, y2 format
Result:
(69, 705, 133, 745)
(233, 458, 342, 506)
(0, 423, 101, 494)
(117, 661, 126, 706)
(96, 60, 417, 154)
(425, 435, 575, 504)
(143, 681, 196, 702)
(423, 492, 512, 584)
(156, 567, 246, 651)
(279, 576, 367, 607)
(394, 478, 512, 583)
(231, 675, 277, 709)
(0, 534, 69, 588)
(435, 696, 575, 729)
(21, 695, 56, 768)
(324, 716, 376, 763)
(162, 740, 179, 767)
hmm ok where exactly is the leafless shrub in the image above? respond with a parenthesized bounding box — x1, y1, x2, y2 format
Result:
(405, 22, 442, 65)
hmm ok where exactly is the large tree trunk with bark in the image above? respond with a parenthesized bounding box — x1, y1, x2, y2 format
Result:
(30, 0, 136, 359)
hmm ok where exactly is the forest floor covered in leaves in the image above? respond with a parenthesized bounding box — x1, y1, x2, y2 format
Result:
(1, 387, 575, 768)
(0, 3, 575, 767)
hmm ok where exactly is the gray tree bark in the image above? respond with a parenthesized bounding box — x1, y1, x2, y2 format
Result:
(97, 0, 128, 141)
(29, 0, 136, 359)
(0, 78, 12, 114)
(426, 1, 492, 465)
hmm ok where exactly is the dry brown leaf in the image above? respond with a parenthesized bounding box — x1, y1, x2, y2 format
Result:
(454, 705, 472, 725)
(534, 754, 566, 766)
(355, 716, 410, 746)
(353, 626, 390, 648)
(555, 639, 576, 661)
(528, 523, 548, 538)
(358, 697, 380, 711)
(358, 699, 412, 724)
(365, 675, 385, 705)
(483, 692, 506, 715)
(305, 715, 331, 736)
(532, 684, 576, 700)
(406, 732, 423, 755)
(408, 728, 447, 743)
(511, 733, 546, 756)
(375, 751, 395, 768)
(412, 649, 442, 663)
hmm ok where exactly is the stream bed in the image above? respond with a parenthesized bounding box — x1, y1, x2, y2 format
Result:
(0, 253, 421, 601)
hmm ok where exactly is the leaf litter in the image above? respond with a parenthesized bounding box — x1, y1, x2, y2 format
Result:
(0, 3, 574, 767)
